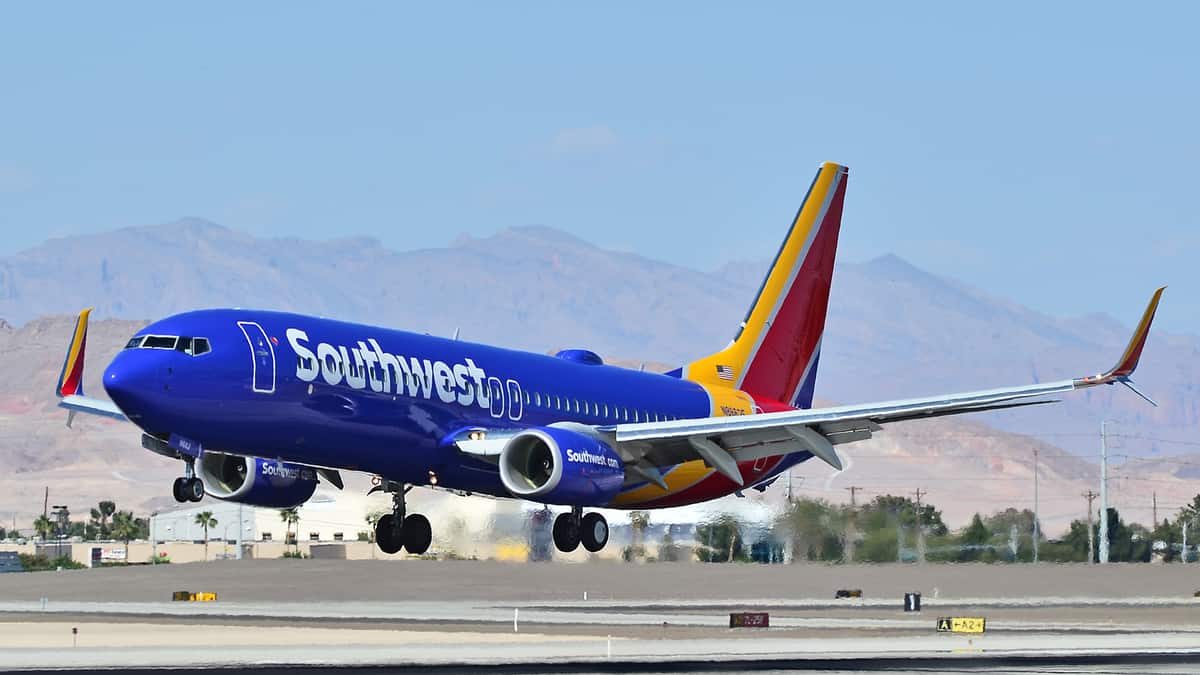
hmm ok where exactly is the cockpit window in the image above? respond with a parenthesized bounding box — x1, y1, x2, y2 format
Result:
(142, 336, 178, 349)
(130, 335, 211, 356)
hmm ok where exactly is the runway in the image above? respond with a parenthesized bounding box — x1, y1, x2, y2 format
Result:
(1, 560, 1198, 672)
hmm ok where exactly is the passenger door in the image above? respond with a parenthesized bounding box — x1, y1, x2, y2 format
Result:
(237, 321, 276, 394)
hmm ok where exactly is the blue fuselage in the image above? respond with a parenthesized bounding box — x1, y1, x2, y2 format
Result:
(103, 309, 748, 504)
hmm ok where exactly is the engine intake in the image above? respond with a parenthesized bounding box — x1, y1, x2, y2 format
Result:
(196, 453, 319, 508)
(499, 427, 624, 506)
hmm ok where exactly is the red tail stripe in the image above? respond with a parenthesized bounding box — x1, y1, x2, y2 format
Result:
(740, 175, 846, 403)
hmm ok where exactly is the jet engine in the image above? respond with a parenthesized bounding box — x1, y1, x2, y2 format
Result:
(498, 426, 625, 506)
(196, 453, 319, 508)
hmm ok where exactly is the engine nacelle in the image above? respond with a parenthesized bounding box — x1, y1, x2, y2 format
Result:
(498, 427, 625, 506)
(196, 453, 318, 508)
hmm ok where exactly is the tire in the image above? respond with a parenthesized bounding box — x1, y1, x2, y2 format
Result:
(172, 477, 188, 503)
(402, 514, 432, 555)
(581, 512, 608, 553)
(186, 477, 205, 502)
(376, 514, 403, 554)
(552, 513, 580, 553)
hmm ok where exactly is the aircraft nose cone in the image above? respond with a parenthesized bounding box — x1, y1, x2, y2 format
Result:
(103, 354, 156, 415)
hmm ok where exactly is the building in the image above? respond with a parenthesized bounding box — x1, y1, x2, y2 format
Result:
(149, 489, 384, 545)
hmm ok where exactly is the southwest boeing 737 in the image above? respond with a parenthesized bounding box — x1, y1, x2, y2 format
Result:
(53, 162, 1165, 556)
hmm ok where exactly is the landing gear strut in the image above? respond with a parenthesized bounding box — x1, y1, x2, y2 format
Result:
(553, 508, 608, 553)
(372, 481, 432, 555)
(171, 459, 204, 503)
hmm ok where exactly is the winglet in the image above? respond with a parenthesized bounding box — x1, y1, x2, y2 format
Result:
(1076, 287, 1164, 388)
(56, 308, 92, 398)
(1104, 286, 1165, 379)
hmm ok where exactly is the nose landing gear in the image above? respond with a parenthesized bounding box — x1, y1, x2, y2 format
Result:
(371, 481, 433, 555)
(552, 507, 608, 553)
(171, 459, 204, 503)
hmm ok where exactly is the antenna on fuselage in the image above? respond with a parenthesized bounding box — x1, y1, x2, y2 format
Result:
(452, 327, 461, 341)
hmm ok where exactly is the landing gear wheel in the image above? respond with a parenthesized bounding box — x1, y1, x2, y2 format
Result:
(553, 513, 581, 553)
(375, 514, 403, 554)
(402, 514, 432, 555)
(186, 477, 205, 502)
(580, 512, 609, 553)
(172, 477, 188, 503)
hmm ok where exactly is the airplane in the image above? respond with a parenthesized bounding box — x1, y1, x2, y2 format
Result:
(54, 161, 1165, 556)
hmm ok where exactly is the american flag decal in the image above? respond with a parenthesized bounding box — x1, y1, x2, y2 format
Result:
(715, 365, 735, 381)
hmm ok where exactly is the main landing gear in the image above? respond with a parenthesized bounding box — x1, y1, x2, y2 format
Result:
(171, 459, 204, 503)
(552, 507, 609, 553)
(372, 481, 432, 556)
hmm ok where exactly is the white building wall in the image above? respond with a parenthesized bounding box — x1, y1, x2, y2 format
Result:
(150, 501, 258, 543)
(149, 489, 390, 543)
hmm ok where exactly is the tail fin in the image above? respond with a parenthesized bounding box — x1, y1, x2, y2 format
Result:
(56, 308, 92, 398)
(683, 162, 847, 409)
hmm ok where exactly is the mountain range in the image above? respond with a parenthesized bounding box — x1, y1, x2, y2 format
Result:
(2, 218, 1194, 456)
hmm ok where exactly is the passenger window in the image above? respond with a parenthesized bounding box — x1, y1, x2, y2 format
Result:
(534, 392, 541, 407)
(602, 403, 608, 417)
(524, 391, 530, 405)
(573, 399, 580, 414)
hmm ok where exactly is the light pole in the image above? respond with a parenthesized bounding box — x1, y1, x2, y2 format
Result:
(1033, 448, 1040, 564)
(236, 505, 244, 561)
(1099, 421, 1110, 564)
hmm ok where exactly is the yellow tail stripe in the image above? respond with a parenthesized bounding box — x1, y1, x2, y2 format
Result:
(685, 162, 843, 387)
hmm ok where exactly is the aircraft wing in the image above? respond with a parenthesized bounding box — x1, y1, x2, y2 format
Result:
(602, 287, 1165, 486)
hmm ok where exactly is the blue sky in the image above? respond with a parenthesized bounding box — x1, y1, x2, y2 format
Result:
(1, 2, 1197, 333)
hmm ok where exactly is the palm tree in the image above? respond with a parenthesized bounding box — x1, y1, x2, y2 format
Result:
(33, 515, 54, 542)
(193, 511, 218, 559)
(89, 501, 116, 540)
(111, 511, 139, 548)
(280, 507, 300, 549)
